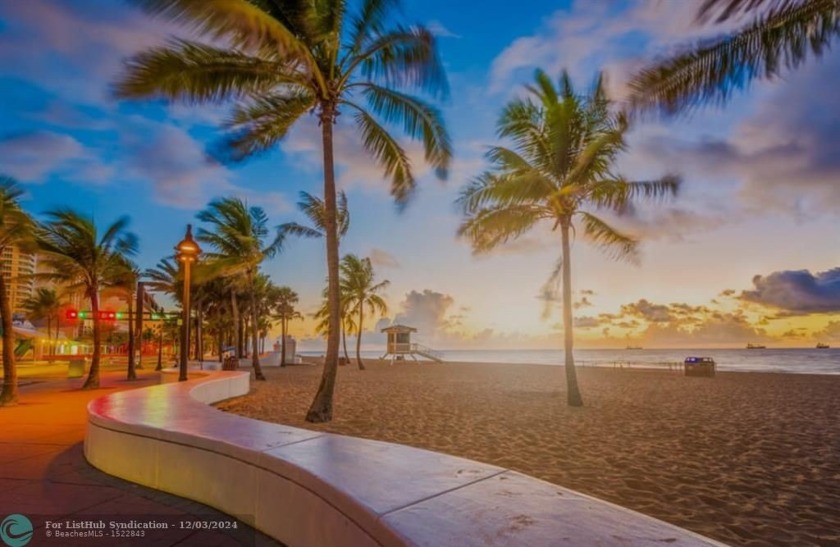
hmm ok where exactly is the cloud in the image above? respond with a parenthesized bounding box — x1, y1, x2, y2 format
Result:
(634, 48, 840, 216)
(123, 121, 290, 212)
(574, 316, 600, 328)
(639, 311, 770, 346)
(369, 248, 401, 269)
(427, 20, 460, 38)
(0, 0, 179, 106)
(0, 131, 99, 183)
(393, 289, 456, 336)
(740, 269, 840, 313)
(620, 298, 673, 322)
(487, 0, 723, 96)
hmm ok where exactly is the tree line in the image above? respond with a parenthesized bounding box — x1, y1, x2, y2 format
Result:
(4, 0, 833, 420)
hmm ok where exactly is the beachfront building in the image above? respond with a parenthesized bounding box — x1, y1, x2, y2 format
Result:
(380, 324, 442, 363)
(2, 245, 36, 313)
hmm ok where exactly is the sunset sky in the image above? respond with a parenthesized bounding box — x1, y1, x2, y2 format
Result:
(1, 0, 838, 350)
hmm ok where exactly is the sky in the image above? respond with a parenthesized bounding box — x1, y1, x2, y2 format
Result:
(1, 0, 839, 350)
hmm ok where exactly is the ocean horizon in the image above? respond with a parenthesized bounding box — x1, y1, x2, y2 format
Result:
(298, 347, 840, 375)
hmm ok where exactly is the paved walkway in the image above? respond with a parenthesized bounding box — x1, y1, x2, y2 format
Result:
(0, 367, 281, 546)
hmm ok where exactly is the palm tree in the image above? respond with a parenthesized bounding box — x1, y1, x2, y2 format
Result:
(109, 257, 142, 380)
(196, 197, 284, 381)
(313, 286, 355, 364)
(0, 177, 35, 406)
(116, 0, 451, 423)
(273, 286, 302, 367)
(21, 287, 62, 358)
(457, 70, 679, 407)
(339, 255, 389, 370)
(280, 191, 350, 241)
(627, 0, 840, 116)
(36, 210, 138, 389)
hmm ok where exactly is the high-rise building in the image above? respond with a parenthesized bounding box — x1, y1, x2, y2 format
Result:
(1, 245, 36, 313)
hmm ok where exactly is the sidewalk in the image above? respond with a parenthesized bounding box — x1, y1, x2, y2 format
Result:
(0, 368, 281, 546)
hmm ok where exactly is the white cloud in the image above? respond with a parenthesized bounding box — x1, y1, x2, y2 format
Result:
(427, 20, 460, 39)
(0, 131, 95, 182)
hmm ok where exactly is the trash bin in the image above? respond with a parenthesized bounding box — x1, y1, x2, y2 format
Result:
(684, 356, 715, 377)
(68, 358, 86, 378)
(223, 356, 239, 371)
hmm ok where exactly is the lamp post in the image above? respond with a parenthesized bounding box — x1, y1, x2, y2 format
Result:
(175, 224, 201, 382)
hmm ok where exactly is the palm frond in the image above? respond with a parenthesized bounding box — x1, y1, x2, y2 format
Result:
(218, 89, 316, 161)
(115, 39, 301, 103)
(458, 205, 546, 254)
(578, 212, 639, 263)
(539, 256, 563, 321)
(278, 222, 323, 239)
(127, 0, 320, 75)
(352, 25, 449, 98)
(627, 0, 840, 116)
(357, 84, 451, 179)
(346, 0, 399, 53)
(457, 171, 552, 214)
(347, 104, 414, 207)
(699, 0, 800, 22)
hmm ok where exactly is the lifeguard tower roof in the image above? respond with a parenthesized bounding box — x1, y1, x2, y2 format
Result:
(380, 324, 417, 333)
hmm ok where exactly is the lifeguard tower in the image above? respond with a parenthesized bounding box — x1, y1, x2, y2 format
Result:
(380, 324, 442, 363)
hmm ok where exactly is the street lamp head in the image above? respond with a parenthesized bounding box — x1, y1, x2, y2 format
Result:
(175, 224, 202, 263)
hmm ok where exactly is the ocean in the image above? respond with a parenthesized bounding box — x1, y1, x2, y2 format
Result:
(300, 347, 840, 375)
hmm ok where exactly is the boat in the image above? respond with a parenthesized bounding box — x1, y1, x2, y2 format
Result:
(625, 345, 643, 350)
(746, 343, 766, 349)
(816, 343, 830, 349)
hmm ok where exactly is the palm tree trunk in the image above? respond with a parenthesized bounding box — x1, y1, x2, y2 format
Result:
(356, 305, 365, 370)
(307, 102, 341, 423)
(127, 292, 136, 380)
(196, 301, 203, 362)
(84, 289, 101, 389)
(47, 317, 52, 359)
(249, 272, 265, 381)
(230, 290, 241, 359)
(53, 316, 59, 358)
(561, 221, 583, 407)
(156, 327, 163, 371)
(0, 273, 18, 405)
(280, 317, 287, 368)
(342, 319, 350, 362)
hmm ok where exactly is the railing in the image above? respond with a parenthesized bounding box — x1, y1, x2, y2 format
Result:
(411, 343, 443, 361)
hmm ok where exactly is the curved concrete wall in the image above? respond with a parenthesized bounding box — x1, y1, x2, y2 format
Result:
(84, 372, 726, 546)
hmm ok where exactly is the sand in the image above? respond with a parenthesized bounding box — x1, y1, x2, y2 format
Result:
(216, 359, 840, 546)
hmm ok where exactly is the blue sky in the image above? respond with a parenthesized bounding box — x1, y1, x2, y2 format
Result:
(2, 0, 839, 349)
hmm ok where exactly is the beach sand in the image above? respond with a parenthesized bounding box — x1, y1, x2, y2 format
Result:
(216, 359, 840, 546)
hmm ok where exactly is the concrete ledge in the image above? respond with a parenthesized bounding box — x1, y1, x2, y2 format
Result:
(85, 372, 726, 546)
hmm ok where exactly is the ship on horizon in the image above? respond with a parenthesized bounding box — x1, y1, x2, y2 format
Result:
(746, 343, 767, 349)
(816, 342, 830, 349)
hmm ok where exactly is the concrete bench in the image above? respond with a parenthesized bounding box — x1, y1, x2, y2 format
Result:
(85, 372, 725, 546)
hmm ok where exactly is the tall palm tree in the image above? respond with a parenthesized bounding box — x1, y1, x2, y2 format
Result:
(196, 197, 284, 381)
(339, 254, 389, 370)
(116, 0, 451, 422)
(145, 257, 181, 301)
(0, 177, 35, 406)
(36, 210, 138, 389)
(21, 287, 62, 358)
(109, 257, 142, 380)
(627, 0, 840, 116)
(313, 286, 355, 364)
(273, 286, 302, 367)
(457, 70, 679, 407)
